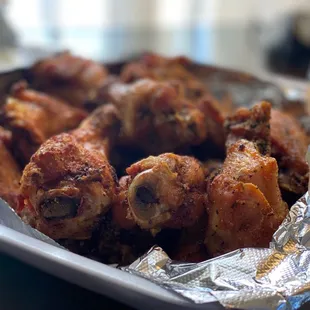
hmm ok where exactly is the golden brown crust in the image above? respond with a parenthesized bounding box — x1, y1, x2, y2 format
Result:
(72, 103, 120, 159)
(225, 101, 271, 155)
(31, 51, 108, 107)
(198, 95, 227, 148)
(4, 52, 308, 264)
(125, 153, 207, 230)
(205, 102, 288, 257)
(270, 109, 309, 195)
(205, 140, 288, 256)
(2, 81, 87, 165)
(120, 53, 207, 101)
(104, 79, 208, 154)
(19, 133, 117, 240)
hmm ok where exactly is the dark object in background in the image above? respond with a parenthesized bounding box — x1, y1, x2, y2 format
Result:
(265, 12, 310, 79)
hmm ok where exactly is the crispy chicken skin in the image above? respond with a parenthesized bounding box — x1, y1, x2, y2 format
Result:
(1, 81, 87, 165)
(123, 153, 206, 230)
(120, 53, 207, 101)
(225, 101, 271, 155)
(225, 102, 308, 196)
(31, 51, 108, 107)
(205, 102, 288, 256)
(104, 79, 207, 154)
(72, 103, 120, 159)
(19, 106, 118, 240)
(0, 127, 21, 209)
(198, 95, 226, 148)
(114, 167, 207, 263)
(270, 109, 308, 195)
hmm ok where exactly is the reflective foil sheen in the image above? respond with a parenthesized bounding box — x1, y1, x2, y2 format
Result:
(124, 193, 310, 309)
(2, 158, 310, 310)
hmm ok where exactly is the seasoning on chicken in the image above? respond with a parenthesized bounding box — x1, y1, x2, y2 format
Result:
(97, 176, 154, 265)
(31, 51, 108, 107)
(205, 102, 288, 257)
(198, 94, 227, 148)
(120, 53, 207, 101)
(0, 126, 21, 209)
(72, 103, 120, 159)
(110, 156, 208, 263)
(1, 81, 87, 165)
(270, 109, 309, 196)
(18, 104, 119, 240)
(103, 79, 207, 155)
(225, 101, 271, 155)
(123, 153, 206, 232)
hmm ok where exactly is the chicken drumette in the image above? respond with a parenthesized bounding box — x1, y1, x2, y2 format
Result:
(18, 104, 118, 241)
(205, 102, 288, 256)
(270, 109, 309, 196)
(30, 51, 109, 107)
(98, 78, 208, 156)
(1, 81, 87, 165)
(123, 153, 206, 231)
(120, 53, 207, 101)
(114, 153, 207, 262)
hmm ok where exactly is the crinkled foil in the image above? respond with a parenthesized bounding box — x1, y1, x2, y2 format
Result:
(1, 183, 310, 309)
(123, 193, 310, 310)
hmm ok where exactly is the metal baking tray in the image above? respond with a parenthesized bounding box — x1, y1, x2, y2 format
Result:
(0, 204, 203, 310)
(0, 58, 309, 310)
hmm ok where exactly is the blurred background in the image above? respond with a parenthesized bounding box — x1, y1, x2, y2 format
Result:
(1, 0, 310, 79)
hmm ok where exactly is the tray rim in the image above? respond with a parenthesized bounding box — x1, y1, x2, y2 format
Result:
(0, 224, 221, 310)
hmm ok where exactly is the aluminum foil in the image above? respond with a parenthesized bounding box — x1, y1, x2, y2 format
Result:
(123, 193, 310, 310)
(1, 171, 310, 309)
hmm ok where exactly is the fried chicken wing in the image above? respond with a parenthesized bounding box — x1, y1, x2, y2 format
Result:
(104, 79, 207, 154)
(206, 139, 288, 256)
(31, 51, 108, 107)
(19, 103, 118, 240)
(205, 102, 288, 256)
(0, 126, 21, 209)
(120, 53, 207, 101)
(1, 81, 87, 165)
(270, 109, 308, 195)
(225, 101, 271, 155)
(121, 153, 206, 231)
(108, 161, 207, 263)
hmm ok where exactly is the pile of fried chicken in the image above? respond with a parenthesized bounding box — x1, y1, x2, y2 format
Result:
(0, 51, 308, 265)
